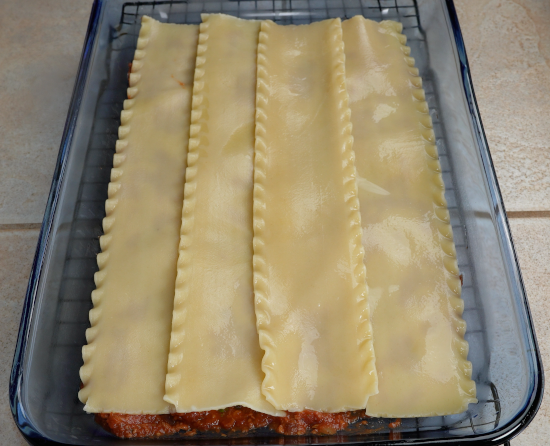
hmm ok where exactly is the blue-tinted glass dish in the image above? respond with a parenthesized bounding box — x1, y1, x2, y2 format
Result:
(10, 1, 543, 444)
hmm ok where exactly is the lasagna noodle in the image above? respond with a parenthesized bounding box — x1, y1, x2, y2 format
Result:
(78, 17, 198, 413)
(164, 14, 281, 416)
(342, 16, 477, 417)
(253, 19, 377, 412)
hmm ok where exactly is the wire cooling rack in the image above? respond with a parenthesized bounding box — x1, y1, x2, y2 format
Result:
(43, 0, 507, 443)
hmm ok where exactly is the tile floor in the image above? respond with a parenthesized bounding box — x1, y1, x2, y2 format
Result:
(455, 0, 550, 214)
(455, 2, 550, 441)
(508, 218, 550, 446)
(0, 0, 548, 445)
(0, 0, 93, 224)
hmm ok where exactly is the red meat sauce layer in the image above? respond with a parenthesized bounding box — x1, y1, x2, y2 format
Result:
(96, 407, 370, 438)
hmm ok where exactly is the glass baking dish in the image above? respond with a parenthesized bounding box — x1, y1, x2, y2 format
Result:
(9, 0, 543, 444)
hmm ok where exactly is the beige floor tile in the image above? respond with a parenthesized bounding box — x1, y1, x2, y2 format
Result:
(455, 0, 550, 212)
(0, 0, 93, 224)
(0, 229, 39, 446)
(508, 218, 549, 445)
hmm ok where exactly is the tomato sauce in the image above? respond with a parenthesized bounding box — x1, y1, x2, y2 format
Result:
(96, 407, 369, 438)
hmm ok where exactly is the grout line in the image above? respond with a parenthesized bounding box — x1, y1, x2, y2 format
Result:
(507, 211, 550, 219)
(0, 212, 547, 230)
(0, 223, 42, 231)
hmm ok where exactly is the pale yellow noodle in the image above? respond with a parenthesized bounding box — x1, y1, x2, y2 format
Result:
(79, 17, 198, 414)
(342, 16, 477, 417)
